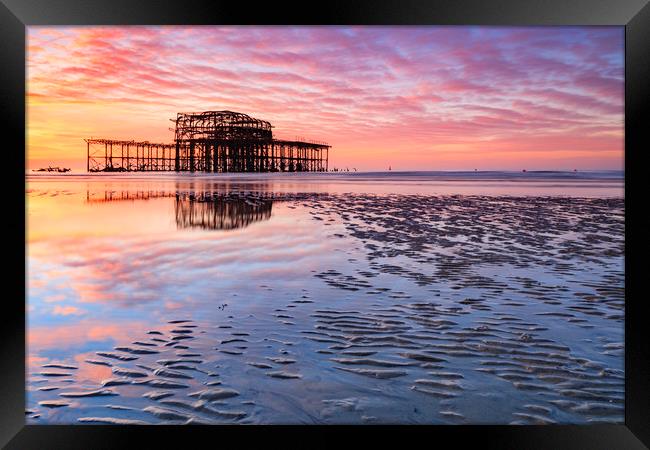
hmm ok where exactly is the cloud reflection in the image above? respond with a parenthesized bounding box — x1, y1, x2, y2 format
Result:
(29, 184, 335, 313)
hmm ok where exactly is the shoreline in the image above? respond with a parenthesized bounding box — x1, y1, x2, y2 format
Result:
(25, 169, 625, 179)
(24, 173, 625, 198)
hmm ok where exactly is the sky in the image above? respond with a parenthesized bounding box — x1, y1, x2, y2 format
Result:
(26, 26, 624, 172)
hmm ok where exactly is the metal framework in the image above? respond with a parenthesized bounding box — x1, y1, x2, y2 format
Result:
(86, 139, 176, 172)
(87, 110, 330, 173)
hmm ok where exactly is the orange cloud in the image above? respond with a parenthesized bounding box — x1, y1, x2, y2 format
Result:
(27, 26, 623, 171)
(52, 305, 85, 316)
(28, 320, 144, 351)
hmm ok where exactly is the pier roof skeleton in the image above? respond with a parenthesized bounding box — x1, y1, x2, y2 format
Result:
(86, 110, 329, 173)
(173, 111, 273, 142)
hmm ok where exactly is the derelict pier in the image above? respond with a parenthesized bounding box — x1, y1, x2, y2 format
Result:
(86, 110, 330, 173)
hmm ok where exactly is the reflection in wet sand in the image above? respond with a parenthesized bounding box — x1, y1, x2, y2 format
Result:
(86, 190, 176, 203)
(26, 174, 624, 425)
(86, 185, 274, 231)
(175, 193, 272, 231)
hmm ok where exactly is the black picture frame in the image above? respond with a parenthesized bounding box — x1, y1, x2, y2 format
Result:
(2, 0, 648, 448)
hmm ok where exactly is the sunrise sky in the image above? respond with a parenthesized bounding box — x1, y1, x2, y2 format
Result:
(26, 26, 624, 172)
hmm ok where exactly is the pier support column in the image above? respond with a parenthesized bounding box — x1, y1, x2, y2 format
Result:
(189, 141, 195, 172)
(204, 142, 211, 172)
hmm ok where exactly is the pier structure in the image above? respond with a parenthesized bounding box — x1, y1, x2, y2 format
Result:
(86, 110, 330, 173)
(86, 139, 175, 172)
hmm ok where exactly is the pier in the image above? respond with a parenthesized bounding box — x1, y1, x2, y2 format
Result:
(86, 110, 330, 173)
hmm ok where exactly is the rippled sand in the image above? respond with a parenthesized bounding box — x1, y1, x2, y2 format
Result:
(27, 189, 624, 424)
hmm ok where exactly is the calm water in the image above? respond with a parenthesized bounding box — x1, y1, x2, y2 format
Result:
(26, 172, 625, 424)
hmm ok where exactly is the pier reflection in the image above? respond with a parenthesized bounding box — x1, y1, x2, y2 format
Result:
(86, 185, 274, 231)
(175, 192, 272, 231)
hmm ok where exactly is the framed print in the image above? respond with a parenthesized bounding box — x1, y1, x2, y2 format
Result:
(2, 0, 649, 448)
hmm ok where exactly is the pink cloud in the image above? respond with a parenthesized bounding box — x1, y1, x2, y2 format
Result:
(27, 26, 624, 170)
(52, 305, 85, 316)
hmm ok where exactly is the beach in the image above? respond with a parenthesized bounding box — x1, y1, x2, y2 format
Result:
(26, 172, 624, 424)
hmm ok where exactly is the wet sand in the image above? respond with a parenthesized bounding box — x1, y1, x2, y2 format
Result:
(26, 178, 624, 424)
